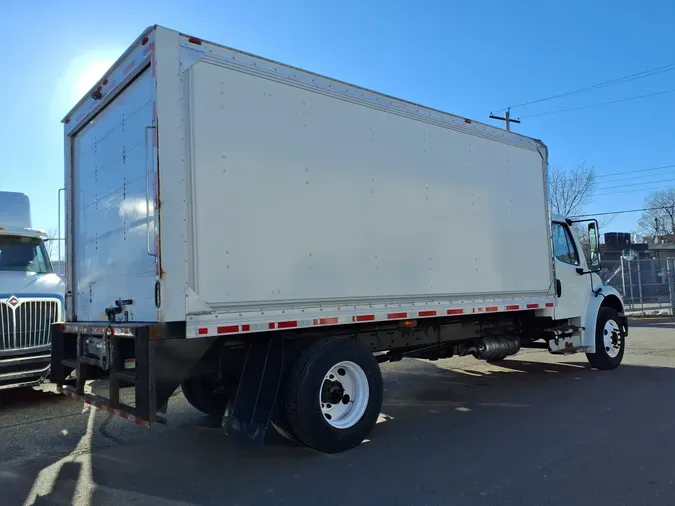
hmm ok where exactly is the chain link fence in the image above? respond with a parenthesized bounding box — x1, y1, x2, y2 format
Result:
(600, 257, 675, 314)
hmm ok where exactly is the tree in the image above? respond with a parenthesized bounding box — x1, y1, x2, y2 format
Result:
(546, 162, 618, 269)
(637, 189, 675, 238)
(547, 162, 596, 217)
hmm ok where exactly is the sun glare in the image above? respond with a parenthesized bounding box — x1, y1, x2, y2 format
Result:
(73, 59, 116, 100)
(52, 50, 121, 118)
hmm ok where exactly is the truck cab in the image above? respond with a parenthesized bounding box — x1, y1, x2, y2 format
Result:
(547, 214, 627, 364)
(0, 192, 64, 391)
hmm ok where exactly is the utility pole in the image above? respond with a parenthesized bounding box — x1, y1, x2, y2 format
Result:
(489, 107, 521, 131)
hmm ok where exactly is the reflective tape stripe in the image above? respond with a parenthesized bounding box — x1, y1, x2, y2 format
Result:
(188, 298, 555, 337)
(387, 312, 408, 319)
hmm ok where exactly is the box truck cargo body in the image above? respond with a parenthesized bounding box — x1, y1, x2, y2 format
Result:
(53, 25, 627, 453)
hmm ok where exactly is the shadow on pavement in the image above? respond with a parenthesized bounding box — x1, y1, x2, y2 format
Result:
(0, 385, 68, 410)
(73, 360, 675, 504)
(5, 358, 675, 505)
(31, 461, 82, 505)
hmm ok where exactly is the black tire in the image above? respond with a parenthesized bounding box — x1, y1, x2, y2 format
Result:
(285, 337, 383, 454)
(586, 307, 625, 370)
(181, 375, 230, 417)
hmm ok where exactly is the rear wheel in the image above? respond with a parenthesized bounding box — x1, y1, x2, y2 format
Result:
(586, 307, 625, 370)
(181, 375, 230, 417)
(284, 337, 383, 453)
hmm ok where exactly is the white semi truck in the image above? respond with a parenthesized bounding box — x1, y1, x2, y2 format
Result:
(52, 25, 627, 453)
(0, 191, 64, 391)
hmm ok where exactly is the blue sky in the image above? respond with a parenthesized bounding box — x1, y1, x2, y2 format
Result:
(2, 0, 674, 237)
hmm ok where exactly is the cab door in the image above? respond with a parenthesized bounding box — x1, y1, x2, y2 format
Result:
(551, 222, 589, 321)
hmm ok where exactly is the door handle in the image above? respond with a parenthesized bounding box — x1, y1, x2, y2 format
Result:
(556, 279, 562, 297)
(145, 125, 157, 257)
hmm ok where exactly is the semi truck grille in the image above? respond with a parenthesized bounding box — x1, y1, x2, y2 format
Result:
(0, 299, 61, 351)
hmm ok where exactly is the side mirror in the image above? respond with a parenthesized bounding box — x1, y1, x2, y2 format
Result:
(587, 221, 601, 272)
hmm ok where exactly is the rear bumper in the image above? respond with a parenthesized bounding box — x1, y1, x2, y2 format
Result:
(50, 321, 213, 426)
(0, 350, 51, 390)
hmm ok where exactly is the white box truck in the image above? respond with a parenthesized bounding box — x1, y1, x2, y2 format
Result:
(0, 191, 64, 391)
(52, 25, 627, 453)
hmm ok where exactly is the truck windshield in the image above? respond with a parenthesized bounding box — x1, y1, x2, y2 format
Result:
(0, 235, 53, 274)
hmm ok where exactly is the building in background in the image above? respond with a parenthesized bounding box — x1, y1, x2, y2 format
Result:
(600, 231, 675, 312)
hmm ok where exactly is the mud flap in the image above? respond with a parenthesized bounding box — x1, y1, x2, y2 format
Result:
(223, 334, 283, 444)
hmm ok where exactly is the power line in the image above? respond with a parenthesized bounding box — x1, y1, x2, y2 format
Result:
(572, 206, 672, 219)
(596, 169, 675, 183)
(593, 185, 675, 197)
(595, 163, 675, 179)
(597, 171, 675, 184)
(493, 63, 675, 112)
(594, 185, 673, 197)
(595, 177, 675, 192)
(518, 88, 675, 119)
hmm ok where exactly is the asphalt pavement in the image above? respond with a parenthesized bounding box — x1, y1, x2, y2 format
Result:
(2, 322, 675, 506)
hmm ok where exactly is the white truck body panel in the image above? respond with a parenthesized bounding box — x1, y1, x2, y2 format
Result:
(187, 61, 551, 305)
(70, 66, 157, 322)
(63, 26, 555, 334)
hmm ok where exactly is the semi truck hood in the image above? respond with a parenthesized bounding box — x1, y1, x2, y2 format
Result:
(0, 271, 65, 300)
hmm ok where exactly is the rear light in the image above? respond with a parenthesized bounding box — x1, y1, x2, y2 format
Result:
(187, 36, 202, 45)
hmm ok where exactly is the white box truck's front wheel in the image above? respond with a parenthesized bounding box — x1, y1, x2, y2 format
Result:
(586, 307, 626, 370)
(284, 337, 383, 453)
